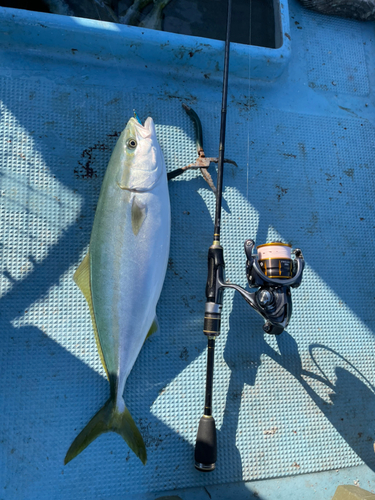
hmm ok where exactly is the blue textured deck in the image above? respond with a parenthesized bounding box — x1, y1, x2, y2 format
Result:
(0, 2, 375, 499)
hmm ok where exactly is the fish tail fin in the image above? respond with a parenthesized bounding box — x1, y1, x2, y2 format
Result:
(64, 397, 147, 465)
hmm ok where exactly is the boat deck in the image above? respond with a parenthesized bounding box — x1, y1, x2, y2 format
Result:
(0, 2, 375, 498)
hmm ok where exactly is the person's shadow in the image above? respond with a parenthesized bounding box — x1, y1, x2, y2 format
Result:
(220, 292, 375, 480)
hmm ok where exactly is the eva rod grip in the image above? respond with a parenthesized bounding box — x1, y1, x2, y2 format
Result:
(194, 415, 217, 471)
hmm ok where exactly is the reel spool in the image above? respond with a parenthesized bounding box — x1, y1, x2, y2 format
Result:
(257, 243, 293, 279)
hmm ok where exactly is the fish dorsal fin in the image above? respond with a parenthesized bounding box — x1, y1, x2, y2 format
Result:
(131, 196, 147, 236)
(73, 252, 109, 379)
(146, 316, 159, 340)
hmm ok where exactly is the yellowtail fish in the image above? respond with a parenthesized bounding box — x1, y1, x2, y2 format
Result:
(65, 115, 171, 465)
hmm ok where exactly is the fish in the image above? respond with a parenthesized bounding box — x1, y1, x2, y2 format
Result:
(119, 0, 153, 26)
(298, 0, 375, 20)
(65, 115, 171, 465)
(139, 0, 173, 31)
(120, 0, 173, 30)
(44, 0, 119, 23)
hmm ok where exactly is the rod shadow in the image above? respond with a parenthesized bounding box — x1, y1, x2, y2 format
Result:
(220, 292, 375, 481)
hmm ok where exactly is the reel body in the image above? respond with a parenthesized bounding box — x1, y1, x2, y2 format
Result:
(243, 239, 304, 335)
(203, 239, 305, 338)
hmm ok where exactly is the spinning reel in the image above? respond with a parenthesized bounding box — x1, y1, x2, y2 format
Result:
(210, 240, 305, 336)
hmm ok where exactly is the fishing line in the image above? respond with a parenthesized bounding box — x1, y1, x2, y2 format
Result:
(93, 3, 130, 108)
(246, 0, 252, 203)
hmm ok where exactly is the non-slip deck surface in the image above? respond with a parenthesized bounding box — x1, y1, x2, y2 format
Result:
(1, 1, 375, 498)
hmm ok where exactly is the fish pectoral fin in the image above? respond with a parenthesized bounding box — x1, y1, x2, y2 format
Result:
(64, 397, 147, 465)
(131, 196, 147, 236)
(145, 316, 159, 341)
(73, 252, 109, 379)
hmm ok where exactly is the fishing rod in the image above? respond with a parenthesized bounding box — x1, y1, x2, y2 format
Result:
(194, 0, 306, 472)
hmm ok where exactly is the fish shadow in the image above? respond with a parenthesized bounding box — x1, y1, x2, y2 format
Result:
(0, 322, 108, 494)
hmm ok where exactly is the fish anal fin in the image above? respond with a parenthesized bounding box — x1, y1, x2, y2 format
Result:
(73, 252, 109, 379)
(131, 196, 147, 236)
(145, 316, 159, 341)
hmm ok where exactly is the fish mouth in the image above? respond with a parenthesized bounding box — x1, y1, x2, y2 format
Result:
(128, 116, 156, 139)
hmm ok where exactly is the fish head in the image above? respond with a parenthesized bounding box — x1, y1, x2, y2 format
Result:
(116, 116, 165, 192)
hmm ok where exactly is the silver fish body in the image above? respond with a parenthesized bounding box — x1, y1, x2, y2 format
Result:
(65, 116, 170, 465)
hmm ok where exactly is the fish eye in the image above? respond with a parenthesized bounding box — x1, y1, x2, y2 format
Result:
(127, 138, 137, 149)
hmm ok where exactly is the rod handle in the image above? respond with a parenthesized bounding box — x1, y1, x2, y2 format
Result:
(194, 415, 217, 472)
